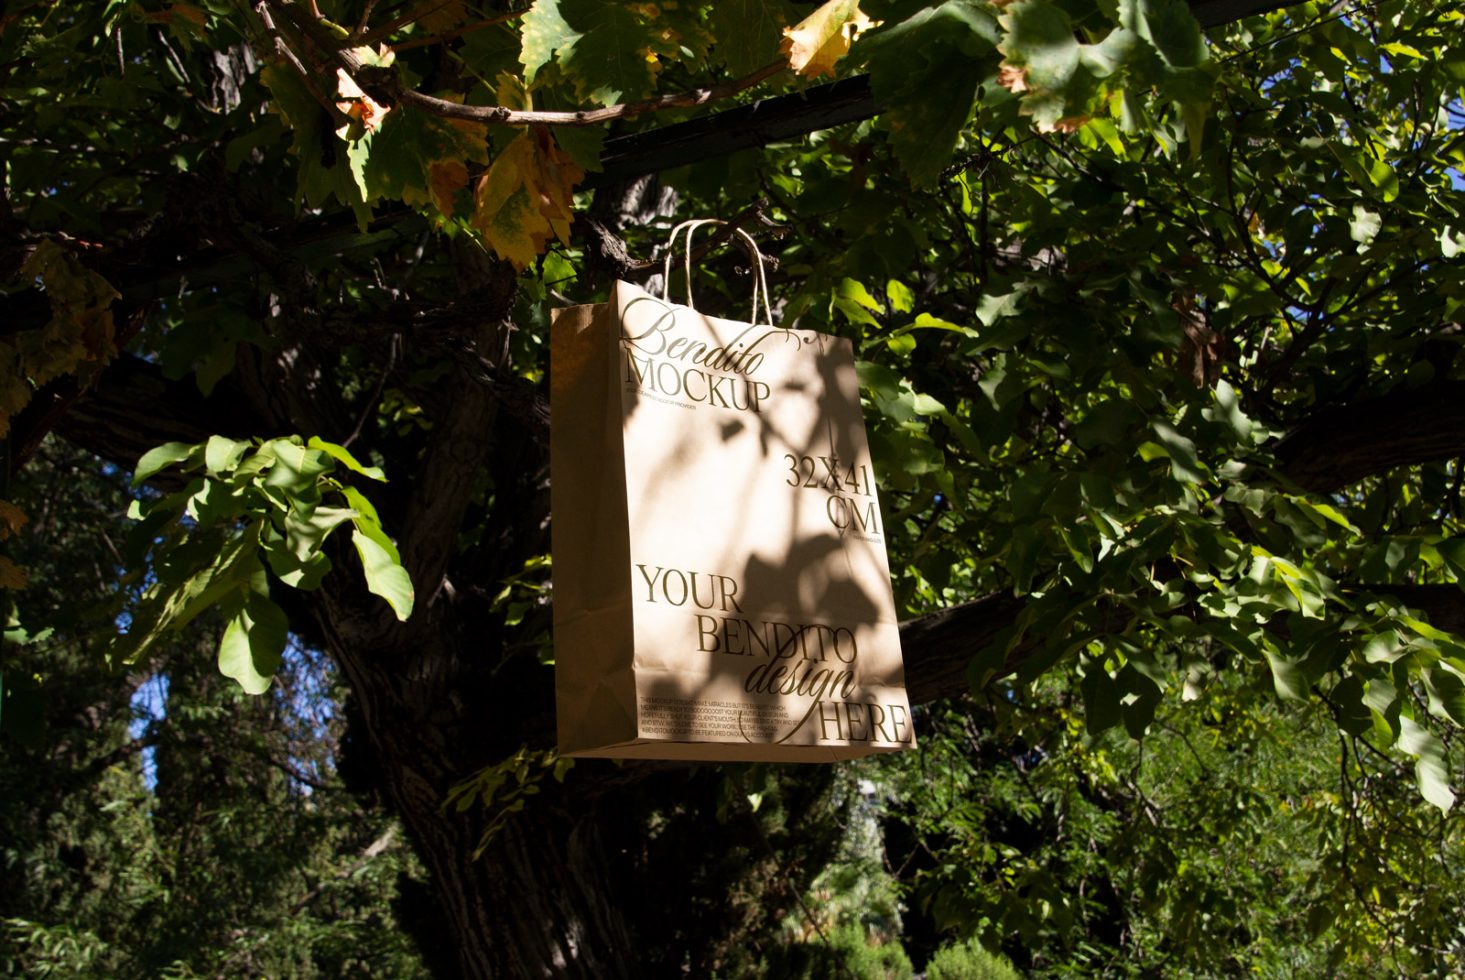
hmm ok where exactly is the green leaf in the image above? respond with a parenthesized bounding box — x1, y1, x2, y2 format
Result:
(204, 435, 249, 476)
(554, 0, 666, 105)
(1437, 537, 1465, 578)
(1292, 498, 1359, 535)
(882, 314, 980, 349)
(1423, 667, 1465, 727)
(997, 1, 1093, 132)
(307, 436, 386, 481)
(1073, 399, 1143, 450)
(1366, 156, 1400, 202)
(353, 104, 489, 211)
(1132, 0, 1207, 70)
(342, 485, 383, 527)
(1118, 662, 1163, 739)
(1211, 379, 1253, 441)
(1149, 420, 1204, 483)
(352, 527, 414, 621)
(860, 2, 996, 184)
(1362, 629, 1406, 664)
(1331, 675, 1372, 736)
(886, 279, 915, 313)
(260, 64, 367, 215)
(1398, 714, 1456, 812)
(285, 505, 357, 561)
(112, 531, 259, 665)
(1085, 116, 1126, 156)
(549, 125, 607, 174)
(263, 441, 334, 494)
(160, 534, 260, 634)
(710, 0, 791, 75)
(975, 291, 1023, 325)
(133, 441, 200, 487)
(187, 478, 248, 528)
(832, 277, 883, 326)
(1349, 205, 1381, 245)
(1441, 226, 1464, 259)
(857, 361, 918, 422)
(520, 0, 575, 84)
(262, 521, 333, 591)
(1380, 41, 1424, 60)
(1265, 649, 1308, 700)
(1079, 659, 1121, 734)
(217, 591, 289, 695)
(1006, 524, 1040, 593)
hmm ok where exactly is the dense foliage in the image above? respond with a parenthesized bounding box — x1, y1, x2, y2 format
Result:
(3, 0, 1463, 974)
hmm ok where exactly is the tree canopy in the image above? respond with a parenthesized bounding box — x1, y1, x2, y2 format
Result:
(3, 0, 1464, 974)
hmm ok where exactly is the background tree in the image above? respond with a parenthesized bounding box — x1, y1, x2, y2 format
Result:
(3, 0, 1463, 975)
(1, 440, 429, 977)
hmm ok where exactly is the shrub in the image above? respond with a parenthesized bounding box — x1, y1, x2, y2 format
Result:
(925, 937, 1021, 980)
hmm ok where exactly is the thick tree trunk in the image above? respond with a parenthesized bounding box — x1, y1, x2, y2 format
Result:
(316, 576, 646, 978)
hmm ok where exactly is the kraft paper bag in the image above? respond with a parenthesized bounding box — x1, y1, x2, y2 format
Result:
(550, 222, 914, 761)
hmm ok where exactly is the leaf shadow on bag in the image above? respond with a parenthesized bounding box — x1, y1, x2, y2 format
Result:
(622, 330, 899, 751)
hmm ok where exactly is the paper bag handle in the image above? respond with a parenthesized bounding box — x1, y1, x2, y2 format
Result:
(659, 219, 775, 327)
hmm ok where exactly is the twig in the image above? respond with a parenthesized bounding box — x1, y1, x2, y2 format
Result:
(1218, 3, 1364, 65)
(353, 58, 789, 127)
(255, 0, 353, 128)
(350, 0, 377, 41)
(351, 0, 460, 48)
(342, 334, 398, 449)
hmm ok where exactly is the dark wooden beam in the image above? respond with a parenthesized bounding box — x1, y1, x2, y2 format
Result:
(587, 76, 876, 189)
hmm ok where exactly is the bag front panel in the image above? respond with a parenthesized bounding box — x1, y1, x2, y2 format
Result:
(613, 280, 914, 757)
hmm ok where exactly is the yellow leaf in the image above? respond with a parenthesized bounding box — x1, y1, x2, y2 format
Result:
(0, 556, 27, 590)
(495, 71, 532, 113)
(426, 93, 491, 166)
(527, 126, 581, 243)
(781, 0, 870, 79)
(0, 500, 27, 541)
(413, 0, 469, 35)
(476, 183, 552, 270)
(1040, 115, 1088, 134)
(142, 4, 206, 29)
(428, 159, 469, 218)
(474, 136, 553, 269)
(472, 128, 584, 270)
(9, 241, 119, 437)
(997, 63, 1028, 94)
(336, 69, 391, 137)
(171, 3, 207, 28)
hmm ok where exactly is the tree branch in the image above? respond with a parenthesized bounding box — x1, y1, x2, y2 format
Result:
(899, 593, 1026, 704)
(1273, 379, 1465, 493)
(54, 353, 259, 472)
(895, 581, 1465, 706)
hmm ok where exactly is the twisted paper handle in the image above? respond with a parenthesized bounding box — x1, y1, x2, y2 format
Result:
(658, 218, 775, 327)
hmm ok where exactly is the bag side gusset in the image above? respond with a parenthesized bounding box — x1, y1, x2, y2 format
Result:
(550, 301, 639, 755)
